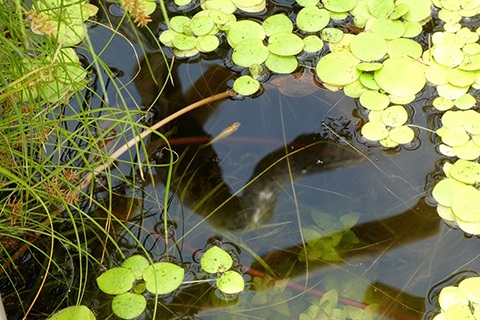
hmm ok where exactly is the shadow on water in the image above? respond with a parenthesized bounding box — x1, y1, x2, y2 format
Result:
(131, 49, 445, 319)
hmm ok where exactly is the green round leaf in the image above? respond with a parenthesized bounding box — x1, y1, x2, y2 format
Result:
(387, 38, 422, 59)
(97, 267, 136, 295)
(395, 0, 432, 22)
(323, 0, 357, 12)
(200, 246, 233, 273)
(350, 32, 388, 61)
(452, 185, 480, 222)
(316, 51, 360, 86)
(433, 96, 455, 111)
(233, 75, 261, 95)
(296, 7, 330, 32)
(49, 306, 95, 320)
(381, 105, 408, 126)
(357, 62, 383, 71)
(170, 16, 191, 33)
(112, 293, 146, 320)
(439, 286, 470, 312)
(227, 20, 265, 48)
(388, 125, 414, 144)
(143, 262, 184, 295)
(432, 178, 465, 207)
(268, 32, 305, 56)
(449, 159, 480, 185)
(232, 39, 269, 67)
(371, 18, 405, 39)
(216, 270, 245, 294)
(262, 14, 293, 36)
(438, 127, 470, 147)
(361, 121, 389, 141)
(459, 277, 480, 304)
(320, 28, 343, 43)
(197, 35, 220, 52)
(122, 255, 150, 280)
(452, 140, 480, 160)
(359, 90, 389, 110)
(368, 0, 394, 18)
(190, 16, 215, 36)
(374, 57, 426, 96)
(265, 53, 298, 74)
(303, 35, 324, 52)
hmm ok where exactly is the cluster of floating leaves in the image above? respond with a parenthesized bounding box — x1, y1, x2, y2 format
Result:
(434, 277, 480, 319)
(12, 48, 88, 103)
(299, 211, 360, 262)
(300, 289, 374, 320)
(28, 0, 98, 45)
(432, 159, 480, 234)
(96, 255, 184, 319)
(200, 246, 245, 294)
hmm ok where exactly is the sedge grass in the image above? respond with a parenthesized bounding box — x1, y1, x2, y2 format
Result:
(0, 0, 183, 318)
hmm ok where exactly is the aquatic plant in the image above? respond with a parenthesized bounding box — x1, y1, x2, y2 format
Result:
(434, 276, 480, 319)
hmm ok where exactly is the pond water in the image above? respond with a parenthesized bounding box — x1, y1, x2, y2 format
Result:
(2, 2, 480, 320)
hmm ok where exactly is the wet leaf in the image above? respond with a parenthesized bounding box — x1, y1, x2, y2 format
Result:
(216, 270, 245, 294)
(112, 293, 146, 319)
(96, 267, 136, 295)
(49, 306, 96, 320)
(143, 262, 184, 295)
(201, 246, 233, 273)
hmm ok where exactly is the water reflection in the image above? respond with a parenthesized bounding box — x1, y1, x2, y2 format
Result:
(131, 51, 444, 319)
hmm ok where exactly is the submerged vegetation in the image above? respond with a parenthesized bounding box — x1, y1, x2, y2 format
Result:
(1, 0, 480, 319)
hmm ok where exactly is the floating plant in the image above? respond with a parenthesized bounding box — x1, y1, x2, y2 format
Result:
(434, 276, 480, 319)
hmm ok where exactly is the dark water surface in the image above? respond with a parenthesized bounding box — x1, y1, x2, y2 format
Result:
(83, 10, 480, 320)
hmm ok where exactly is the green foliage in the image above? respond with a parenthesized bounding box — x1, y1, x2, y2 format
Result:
(434, 277, 480, 319)
(48, 305, 96, 320)
(300, 289, 374, 320)
(200, 246, 245, 294)
(299, 212, 360, 262)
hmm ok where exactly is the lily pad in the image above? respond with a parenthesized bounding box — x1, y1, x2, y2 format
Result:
(371, 18, 405, 39)
(359, 90, 389, 110)
(382, 105, 408, 126)
(49, 306, 95, 320)
(395, 0, 432, 22)
(216, 270, 245, 294)
(321, 28, 343, 43)
(265, 54, 298, 74)
(389, 125, 414, 144)
(432, 178, 465, 207)
(323, 0, 358, 12)
(350, 32, 387, 61)
(262, 14, 293, 36)
(374, 57, 426, 96)
(316, 51, 361, 86)
(112, 293, 146, 320)
(459, 277, 480, 304)
(268, 32, 305, 56)
(368, 0, 394, 17)
(296, 7, 330, 32)
(449, 159, 480, 185)
(122, 255, 150, 280)
(97, 267, 135, 295)
(452, 185, 480, 222)
(201, 246, 233, 273)
(232, 39, 269, 67)
(227, 20, 265, 48)
(361, 121, 389, 141)
(143, 262, 184, 295)
(387, 38, 422, 59)
(233, 75, 261, 95)
(303, 35, 324, 52)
